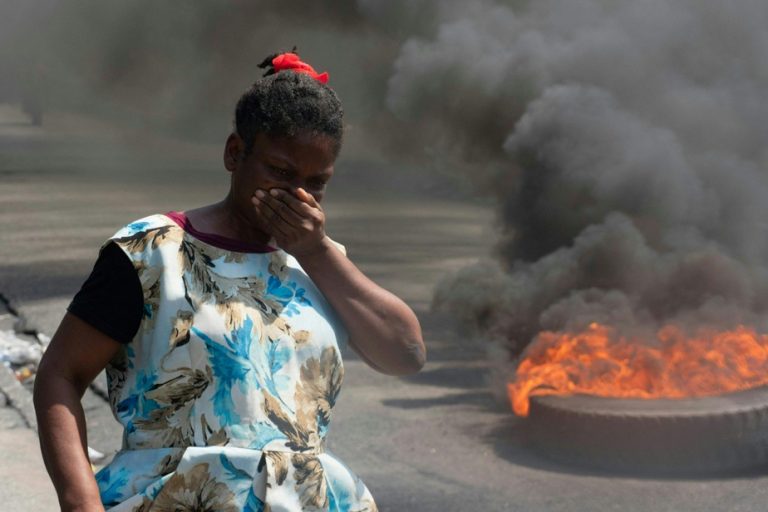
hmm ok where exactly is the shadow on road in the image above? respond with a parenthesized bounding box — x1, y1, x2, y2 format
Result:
(486, 419, 768, 482)
(402, 363, 489, 389)
(382, 390, 493, 409)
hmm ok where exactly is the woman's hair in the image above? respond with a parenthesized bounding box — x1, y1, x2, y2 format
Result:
(234, 54, 344, 157)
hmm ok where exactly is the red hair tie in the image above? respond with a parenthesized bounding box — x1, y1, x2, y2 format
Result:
(271, 52, 329, 84)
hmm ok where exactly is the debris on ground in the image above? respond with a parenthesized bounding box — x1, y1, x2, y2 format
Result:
(0, 330, 46, 388)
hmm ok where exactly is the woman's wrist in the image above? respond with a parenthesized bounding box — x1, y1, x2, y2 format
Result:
(54, 461, 105, 512)
(292, 235, 336, 261)
(60, 491, 105, 512)
(62, 503, 106, 512)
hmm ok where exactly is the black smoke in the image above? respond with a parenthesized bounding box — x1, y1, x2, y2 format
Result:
(385, 1, 768, 386)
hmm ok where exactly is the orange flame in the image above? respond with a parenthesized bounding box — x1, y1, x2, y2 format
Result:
(507, 323, 768, 417)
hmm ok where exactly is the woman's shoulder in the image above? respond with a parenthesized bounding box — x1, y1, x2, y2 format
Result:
(109, 213, 184, 258)
(112, 214, 176, 239)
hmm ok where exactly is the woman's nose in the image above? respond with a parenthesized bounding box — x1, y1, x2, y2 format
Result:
(286, 182, 300, 195)
(287, 178, 306, 194)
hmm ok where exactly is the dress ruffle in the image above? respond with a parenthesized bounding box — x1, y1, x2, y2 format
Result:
(99, 446, 376, 512)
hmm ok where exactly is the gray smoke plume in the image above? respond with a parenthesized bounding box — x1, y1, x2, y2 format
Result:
(0, 0, 407, 143)
(7, 0, 768, 368)
(387, 1, 768, 373)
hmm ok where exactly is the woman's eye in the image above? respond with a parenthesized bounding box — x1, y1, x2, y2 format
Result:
(270, 166, 291, 178)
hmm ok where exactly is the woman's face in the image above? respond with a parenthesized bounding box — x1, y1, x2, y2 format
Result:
(225, 130, 337, 218)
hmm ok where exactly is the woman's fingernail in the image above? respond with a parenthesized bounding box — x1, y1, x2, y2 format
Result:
(270, 189, 280, 197)
(255, 190, 265, 198)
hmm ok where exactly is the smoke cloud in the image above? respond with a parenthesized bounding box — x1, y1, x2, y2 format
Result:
(392, 1, 768, 367)
(7, 0, 768, 369)
(0, 0, 409, 144)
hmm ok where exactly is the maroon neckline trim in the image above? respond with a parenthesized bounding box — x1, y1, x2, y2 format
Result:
(164, 211, 276, 253)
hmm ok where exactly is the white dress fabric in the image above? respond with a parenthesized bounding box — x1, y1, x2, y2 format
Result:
(94, 214, 377, 512)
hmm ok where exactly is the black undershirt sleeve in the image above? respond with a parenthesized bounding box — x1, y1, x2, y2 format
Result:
(67, 241, 144, 344)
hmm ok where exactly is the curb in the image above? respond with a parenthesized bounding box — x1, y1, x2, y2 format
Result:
(0, 362, 37, 430)
(0, 293, 39, 430)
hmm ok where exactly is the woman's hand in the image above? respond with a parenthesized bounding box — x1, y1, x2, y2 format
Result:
(251, 187, 327, 256)
(253, 185, 426, 375)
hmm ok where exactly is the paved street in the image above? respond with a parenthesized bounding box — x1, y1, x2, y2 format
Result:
(3, 107, 768, 511)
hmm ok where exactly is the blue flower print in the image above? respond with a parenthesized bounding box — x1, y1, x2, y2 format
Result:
(192, 317, 257, 426)
(124, 221, 150, 236)
(96, 466, 131, 507)
(116, 368, 161, 433)
(265, 275, 312, 317)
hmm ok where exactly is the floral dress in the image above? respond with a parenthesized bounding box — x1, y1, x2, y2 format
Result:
(94, 214, 377, 512)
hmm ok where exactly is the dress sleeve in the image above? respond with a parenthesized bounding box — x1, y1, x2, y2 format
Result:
(67, 241, 144, 344)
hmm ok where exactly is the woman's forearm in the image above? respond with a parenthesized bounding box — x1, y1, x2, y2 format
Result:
(296, 237, 426, 375)
(250, 188, 426, 374)
(34, 372, 105, 512)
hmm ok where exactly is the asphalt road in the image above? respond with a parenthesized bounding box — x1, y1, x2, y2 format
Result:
(3, 106, 768, 511)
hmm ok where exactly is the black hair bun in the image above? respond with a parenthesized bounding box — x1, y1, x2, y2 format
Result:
(258, 46, 299, 77)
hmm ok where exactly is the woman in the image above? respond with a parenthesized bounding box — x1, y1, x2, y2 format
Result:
(34, 52, 426, 512)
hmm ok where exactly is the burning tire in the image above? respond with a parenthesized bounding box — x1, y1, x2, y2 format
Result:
(526, 386, 768, 475)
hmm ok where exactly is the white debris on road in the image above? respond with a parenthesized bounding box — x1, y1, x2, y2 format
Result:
(0, 330, 44, 367)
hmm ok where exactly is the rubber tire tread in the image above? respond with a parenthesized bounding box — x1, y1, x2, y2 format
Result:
(526, 389, 768, 475)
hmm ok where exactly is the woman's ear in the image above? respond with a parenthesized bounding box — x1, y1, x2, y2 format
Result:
(223, 133, 245, 172)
